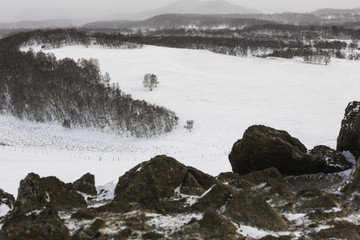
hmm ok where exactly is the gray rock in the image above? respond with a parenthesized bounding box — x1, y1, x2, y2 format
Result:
(73, 173, 97, 196)
(229, 125, 323, 175)
(15, 173, 86, 213)
(309, 145, 353, 172)
(199, 209, 238, 239)
(224, 190, 288, 231)
(0, 206, 70, 240)
(311, 221, 360, 240)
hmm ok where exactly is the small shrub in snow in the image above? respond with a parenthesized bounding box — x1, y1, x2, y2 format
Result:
(184, 120, 194, 132)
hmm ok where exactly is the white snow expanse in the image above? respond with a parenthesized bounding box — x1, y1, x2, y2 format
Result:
(1, 45, 360, 199)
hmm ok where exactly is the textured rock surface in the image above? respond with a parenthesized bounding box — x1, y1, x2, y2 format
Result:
(1, 154, 360, 240)
(73, 173, 97, 196)
(1, 206, 70, 240)
(309, 145, 353, 172)
(224, 190, 288, 231)
(15, 173, 86, 213)
(337, 101, 360, 159)
(229, 125, 323, 175)
(199, 210, 238, 239)
(108, 155, 217, 212)
(311, 221, 360, 240)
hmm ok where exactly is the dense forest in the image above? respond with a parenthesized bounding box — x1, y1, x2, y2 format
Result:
(137, 26, 359, 61)
(83, 18, 360, 62)
(0, 29, 178, 138)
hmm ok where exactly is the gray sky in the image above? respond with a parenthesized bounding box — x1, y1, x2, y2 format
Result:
(0, 0, 359, 23)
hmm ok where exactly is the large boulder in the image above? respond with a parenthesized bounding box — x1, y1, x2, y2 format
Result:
(337, 101, 360, 159)
(107, 155, 218, 213)
(0, 206, 70, 240)
(15, 173, 86, 213)
(73, 173, 97, 196)
(229, 125, 323, 175)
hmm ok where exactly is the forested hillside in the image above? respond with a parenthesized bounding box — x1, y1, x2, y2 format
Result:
(83, 16, 360, 62)
(138, 26, 360, 61)
(0, 29, 178, 137)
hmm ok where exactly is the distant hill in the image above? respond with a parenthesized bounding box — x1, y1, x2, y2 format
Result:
(83, 14, 273, 29)
(142, 0, 259, 17)
(313, 8, 360, 16)
(0, 19, 82, 29)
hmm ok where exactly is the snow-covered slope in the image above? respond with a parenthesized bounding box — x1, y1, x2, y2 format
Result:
(1, 45, 360, 196)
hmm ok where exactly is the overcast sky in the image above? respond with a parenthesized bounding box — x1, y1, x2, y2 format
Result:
(0, 0, 359, 23)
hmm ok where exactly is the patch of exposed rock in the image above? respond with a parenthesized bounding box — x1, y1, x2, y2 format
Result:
(218, 167, 295, 211)
(224, 190, 288, 231)
(73, 173, 97, 196)
(2, 153, 360, 239)
(337, 101, 360, 159)
(1, 206, 70, 240)
(311, 221, 360, 239)
(15, 173, 86, 213)
(198, 210, 238, 239)
(229, 125, 351, 176)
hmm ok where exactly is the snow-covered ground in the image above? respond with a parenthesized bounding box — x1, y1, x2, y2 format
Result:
(1, 45, 360, 197)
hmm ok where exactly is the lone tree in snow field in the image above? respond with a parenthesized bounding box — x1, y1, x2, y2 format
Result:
(143, 74, 159, 91)
(184, 120, 194, 132)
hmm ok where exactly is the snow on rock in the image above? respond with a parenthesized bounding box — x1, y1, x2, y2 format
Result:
(146, 212, 203, 236)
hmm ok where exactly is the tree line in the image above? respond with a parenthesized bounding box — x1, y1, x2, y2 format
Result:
(0, 29, 178, 138)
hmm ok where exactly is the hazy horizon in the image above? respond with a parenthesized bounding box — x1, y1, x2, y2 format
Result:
(0, 0, 359, 23)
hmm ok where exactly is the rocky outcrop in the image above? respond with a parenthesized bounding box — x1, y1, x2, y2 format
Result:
(229, 125, 350, 176)
(73, 173, 97, 196)
(101, 155, 288, 232)
(337, 101, 360, 159)
(15, 173, 86, 213)
(106, 155, 217, 213)
(1, 153, 360, 239)
(1, 206, 70, 240)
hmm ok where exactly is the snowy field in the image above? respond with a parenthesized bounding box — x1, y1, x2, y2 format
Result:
(1, 45, 360, 196)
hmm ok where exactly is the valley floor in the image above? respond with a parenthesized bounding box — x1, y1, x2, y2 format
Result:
(1, 45, 360, 196)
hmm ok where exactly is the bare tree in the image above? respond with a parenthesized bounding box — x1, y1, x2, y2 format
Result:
(184, 120, 194, 132)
